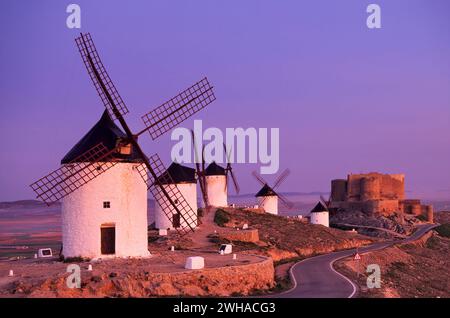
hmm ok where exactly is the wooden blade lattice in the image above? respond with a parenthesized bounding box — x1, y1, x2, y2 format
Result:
(75, 33, 129, 120)
(141, 77, 215, 140)
(136, 154, 197, 234)
(30, 143, 119, 206)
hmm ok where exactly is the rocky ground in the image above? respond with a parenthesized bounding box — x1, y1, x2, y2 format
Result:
(0, 250, 273, 298)
(435, 211, 450, 224)
(335, 222, 450, 298)
(210, 208, 377, 291)
(213, 208, 376, 261)
(330, 210, 423, 238)
(0, 207, 377, 297)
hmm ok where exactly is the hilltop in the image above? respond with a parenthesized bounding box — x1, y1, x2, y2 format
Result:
(211, 208, 375, 261)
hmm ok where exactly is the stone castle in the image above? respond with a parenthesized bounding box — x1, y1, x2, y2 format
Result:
(330, 172, 433, 221)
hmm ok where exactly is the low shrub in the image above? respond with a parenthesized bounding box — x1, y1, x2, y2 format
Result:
(214, 209, 231, 227)
(434, 223, 450, 238)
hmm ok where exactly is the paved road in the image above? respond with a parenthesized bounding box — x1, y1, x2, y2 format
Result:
(275, 223, 438, 298)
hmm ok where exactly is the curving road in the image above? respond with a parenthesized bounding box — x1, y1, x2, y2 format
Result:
(275, 223, 438, 298)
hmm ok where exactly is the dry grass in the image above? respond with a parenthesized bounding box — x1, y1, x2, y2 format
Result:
(335, 232, 450, 298)
(215, 208, 375, 258)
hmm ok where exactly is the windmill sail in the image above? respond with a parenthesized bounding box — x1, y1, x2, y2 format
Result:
(253, 169, 294, 210)
(191, 130, 209, 207)
(31, 32, 216, 235)
(223, 143, 240, 194)
(30, 143, 119, 205)
(140, 77, 216, 140)
(135, 154, 198, 231)
(75, 33, 129, 120)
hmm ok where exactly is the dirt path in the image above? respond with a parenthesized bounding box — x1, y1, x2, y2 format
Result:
(187, 208, 221, 249)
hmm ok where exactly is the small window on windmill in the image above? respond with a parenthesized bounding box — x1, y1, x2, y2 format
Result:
(103, 201, 111, 209)
(117, 141, 132, 155)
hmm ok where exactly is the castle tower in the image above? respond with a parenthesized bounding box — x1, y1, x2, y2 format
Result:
(154, 163, 198, 230)
(60, 111, 149, 259)
(310, 201, 329, 227)
(255, 184, 278, 215)
(204, 162, 227, 207)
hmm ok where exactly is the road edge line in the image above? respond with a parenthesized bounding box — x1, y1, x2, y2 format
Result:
(329, 256, 358, 298)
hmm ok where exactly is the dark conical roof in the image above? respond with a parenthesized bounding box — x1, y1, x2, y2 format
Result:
(158, 162, 197, 184)
(311, 201, 328, 213)
(205, 161, 226, 176)
(61, 110, 142, 164)
(255, 184, 277, 197)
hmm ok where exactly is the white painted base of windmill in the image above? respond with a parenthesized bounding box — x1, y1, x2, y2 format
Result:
(257, 195, 278, 215)
(205, 175, 227, 207)
(310, 211, 329, 227)
(61, 162, 150, 259)
(154, 182, 198, 230)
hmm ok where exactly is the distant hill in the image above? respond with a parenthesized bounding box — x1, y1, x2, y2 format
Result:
(0, 200, 49, 209)
(229, 191, 329, 199)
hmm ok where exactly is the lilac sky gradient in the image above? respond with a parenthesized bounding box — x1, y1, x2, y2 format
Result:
(1, 0, 449, 201)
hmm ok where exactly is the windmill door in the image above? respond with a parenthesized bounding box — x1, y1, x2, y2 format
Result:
(173, 213, 181, 228)
(101, 225, 115, 255)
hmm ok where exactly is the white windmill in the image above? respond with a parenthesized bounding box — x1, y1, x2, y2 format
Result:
(309, 201, 329, 227)
(30, 33, 216, 259)
(58, 111, 149, 258)
(191, 132, 240, 208)
(154, 163, 198, 230)
(253, 169, 293, 215)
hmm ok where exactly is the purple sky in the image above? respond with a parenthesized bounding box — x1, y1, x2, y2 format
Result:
(1, 0, 449, 201)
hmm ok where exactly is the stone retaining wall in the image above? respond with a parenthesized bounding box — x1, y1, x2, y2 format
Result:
(27, 256, 274, 297)
(218, 229, 260, 243)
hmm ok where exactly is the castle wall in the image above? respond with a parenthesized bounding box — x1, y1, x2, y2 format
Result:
(347, 174, 363, 201)
(364, 200, 399, 216)
(331, 179, 347, 202)
(400, 199, 421, 215)
(331, 172, 431, 219)
(61, 162, 149, 259)
(380, 174, 405, 200)
(360, 176, 381, 201)
(346, 173, 404, 202)
(423, 205, 434, 222)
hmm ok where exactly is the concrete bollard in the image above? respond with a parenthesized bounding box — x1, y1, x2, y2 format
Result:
(34, 254, 37, 259)
(171, 246, 175, 252)
(220, 244, 232, 255)
(8, 270, 14, 277)
(185, 256, 205, 270)
(233, 253, 237, 260)
(88, 264, 93, 271)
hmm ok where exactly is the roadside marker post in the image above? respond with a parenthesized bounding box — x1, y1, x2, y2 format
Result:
(354, 250, 362, 279)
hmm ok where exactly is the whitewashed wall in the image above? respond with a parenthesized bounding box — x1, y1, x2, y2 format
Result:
(310, 211, 329, 227)
(61, 162, 149, 259)
(257, 195, 278, 215)
(154, 182, 198, 230)
(205, 175, 227, 207)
